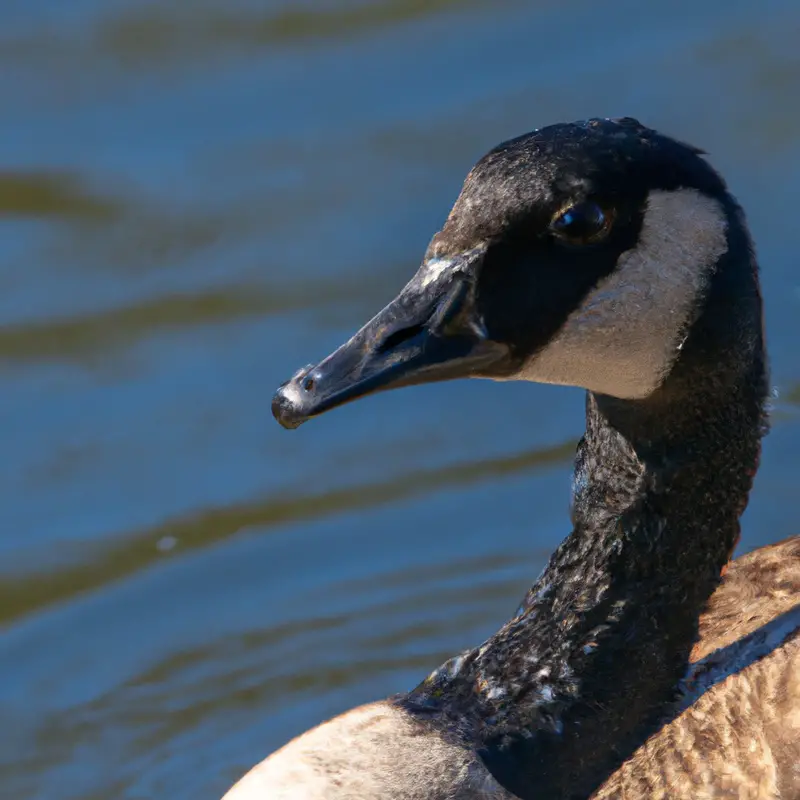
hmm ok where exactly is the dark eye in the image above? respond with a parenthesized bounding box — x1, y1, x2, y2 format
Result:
(550, 201, 613, 244)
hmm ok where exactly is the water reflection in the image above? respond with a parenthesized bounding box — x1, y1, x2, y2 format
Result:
(0, 170, 120, 219)
(0, 441, 572, 626)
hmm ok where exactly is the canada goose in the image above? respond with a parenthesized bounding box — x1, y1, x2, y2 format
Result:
(225, 118, 800, 799)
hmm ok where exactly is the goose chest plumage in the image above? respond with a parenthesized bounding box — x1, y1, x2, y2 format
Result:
(224, 118, 800, 799)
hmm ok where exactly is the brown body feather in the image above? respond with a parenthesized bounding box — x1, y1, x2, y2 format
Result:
(597, 536, 800, 799)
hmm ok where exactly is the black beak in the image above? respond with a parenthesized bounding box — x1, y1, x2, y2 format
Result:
(272, 247, 511, 429)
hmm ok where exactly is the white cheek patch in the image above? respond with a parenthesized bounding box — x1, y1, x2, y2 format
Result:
(513, 188, 729, 399)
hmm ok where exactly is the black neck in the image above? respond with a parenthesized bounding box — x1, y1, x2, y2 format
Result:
(402, 219, 768, 799)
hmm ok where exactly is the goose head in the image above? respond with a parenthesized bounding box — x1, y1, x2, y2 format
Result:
(272, 117, 761, 429)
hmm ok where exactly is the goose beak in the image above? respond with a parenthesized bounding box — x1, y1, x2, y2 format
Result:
(272, 248, 511, 429)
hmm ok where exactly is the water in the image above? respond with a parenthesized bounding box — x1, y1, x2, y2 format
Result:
(1, 1, 799, 797)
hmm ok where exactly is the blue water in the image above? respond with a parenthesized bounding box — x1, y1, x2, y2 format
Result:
(1, 1, 799, 797)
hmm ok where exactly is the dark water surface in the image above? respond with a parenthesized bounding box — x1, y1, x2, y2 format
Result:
(1, 1, 799, 797)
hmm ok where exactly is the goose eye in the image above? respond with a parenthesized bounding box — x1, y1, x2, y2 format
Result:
(551, 202, 613, 244)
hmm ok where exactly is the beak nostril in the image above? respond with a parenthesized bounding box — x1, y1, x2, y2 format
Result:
(376, 323, 426, 355)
